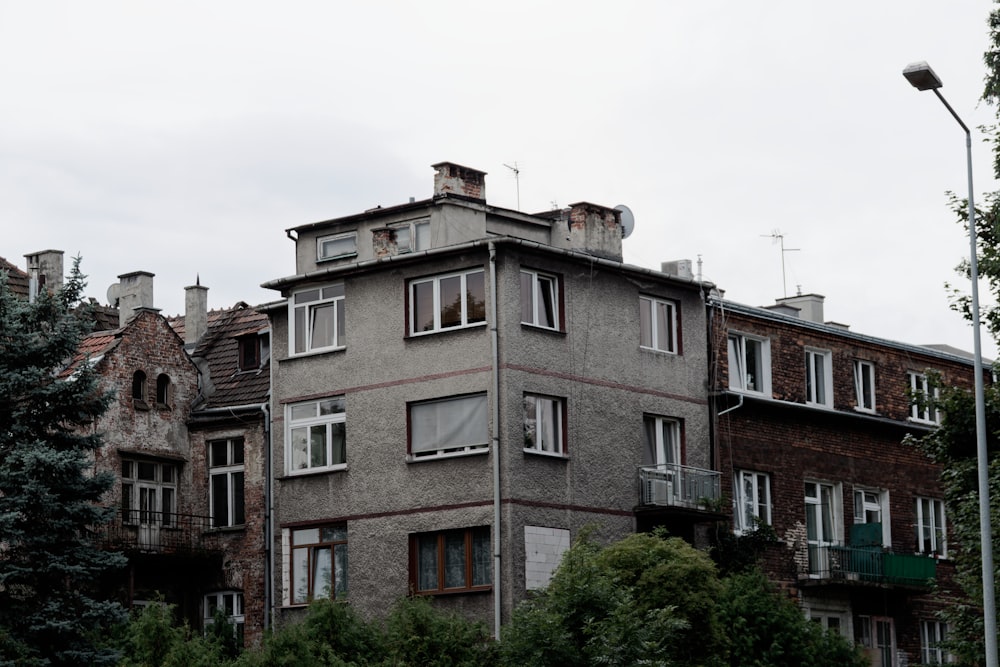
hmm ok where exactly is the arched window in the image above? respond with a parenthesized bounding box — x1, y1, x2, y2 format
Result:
(156, 374, 170, 407)
(132, 370, 147, 403)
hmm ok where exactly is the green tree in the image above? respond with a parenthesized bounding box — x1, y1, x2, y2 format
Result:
(0, 259, 126, 666)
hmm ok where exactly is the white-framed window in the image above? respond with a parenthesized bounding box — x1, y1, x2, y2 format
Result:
(523, 394, 565, 455)
(289, 524, 348, 605)
(409, 393, 489, 460)
(393, 219, 430, 253)
(916, 496, 947, 557)
(727, 333, 770, 395)
(734, 470, 771, 534)
(291, 284, 345, 355)
(286, 397, 346, 474)
(209, 438, 245, 528)
(856, 616, 897, 667)
(909, 371, 940, 424)
(520, 269, 560, 330)
(853, 487, 890, 546)
(920, 620, 952, 664)
(121, 459, 177, 527)
(853, 360, 876, 413)
(642, 415, 681, 466)
(409, 268, 486, 335)
(411, 526, 491, 594)
(204, 591, 244, 646)
(805, 481, 842, 575)
(805, 348, 833, 407)
(640, 296, 678, 353)
(317, 232, 358, 261)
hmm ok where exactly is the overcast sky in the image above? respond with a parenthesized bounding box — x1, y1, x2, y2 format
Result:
(2, 1, 999, 357)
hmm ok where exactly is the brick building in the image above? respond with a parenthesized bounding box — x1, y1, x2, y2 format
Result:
(261, 162, 721, 634)
(710, 293, 971, 666)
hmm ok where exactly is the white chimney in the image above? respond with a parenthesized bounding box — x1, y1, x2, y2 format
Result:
(184, 279, 209, 345)
(117, 271, 155, 327)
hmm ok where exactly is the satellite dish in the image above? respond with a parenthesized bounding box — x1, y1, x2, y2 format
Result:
(106, 283, 121, 306)
(615, 204, 635, 239)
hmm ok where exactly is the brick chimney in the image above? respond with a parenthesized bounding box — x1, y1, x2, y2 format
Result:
(184, 278, 209, 345)
(24, 249, 64, 302)
(117, 271, 156, 327)
(567, 202, 623, 261)
(432, 162, 487, 201)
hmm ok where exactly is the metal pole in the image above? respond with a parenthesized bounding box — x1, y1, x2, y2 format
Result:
(933, 87, 998, 667)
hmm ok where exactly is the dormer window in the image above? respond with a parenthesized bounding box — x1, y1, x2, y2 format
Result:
(393, 220, 430, 253)
(238, 335, 260, 371)
(317, 232, 358, 261)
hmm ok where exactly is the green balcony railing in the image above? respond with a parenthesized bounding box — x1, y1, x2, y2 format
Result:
(808, 545, 936, 587)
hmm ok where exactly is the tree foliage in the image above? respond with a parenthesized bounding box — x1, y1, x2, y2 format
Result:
(0, 259, 126, 666)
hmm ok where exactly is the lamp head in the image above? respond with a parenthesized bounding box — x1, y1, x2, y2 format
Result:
(903, 61, 943, 91)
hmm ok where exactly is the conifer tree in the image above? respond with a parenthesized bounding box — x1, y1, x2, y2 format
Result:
(0, 258, 126, 666)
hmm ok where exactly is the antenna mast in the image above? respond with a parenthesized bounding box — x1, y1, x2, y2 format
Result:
(504, 162, 520, 210)
(761, 229, 800, 297)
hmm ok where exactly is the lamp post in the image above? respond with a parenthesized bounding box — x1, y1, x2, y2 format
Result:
(904, 60, 997, 667)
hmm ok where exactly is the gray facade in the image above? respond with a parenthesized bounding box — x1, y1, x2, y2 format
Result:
(263, 163, 718, 632)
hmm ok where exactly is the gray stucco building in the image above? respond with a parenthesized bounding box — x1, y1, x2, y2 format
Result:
(261, 162, 720, 633)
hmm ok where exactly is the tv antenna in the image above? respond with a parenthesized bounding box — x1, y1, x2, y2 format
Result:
(504, 162, 520, 210)
(761, 229, 800, 297)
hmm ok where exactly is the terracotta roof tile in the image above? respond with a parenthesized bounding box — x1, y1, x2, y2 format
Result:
(0, 256, 30, 299)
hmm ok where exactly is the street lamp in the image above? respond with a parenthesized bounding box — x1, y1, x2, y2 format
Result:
(904, 60, 998, 667)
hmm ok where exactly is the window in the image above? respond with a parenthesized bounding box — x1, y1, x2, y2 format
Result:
(394, 219, 430, 253)
(727, 333, 770, 394)
(204, 591, 244, 646)
(642, 415, 681, 466)
(916, 497, 947, 557)
(734, 470, 771, 534)
(238, 335, 260, 371)
(121, 459, 176, 527)
(409, 269, 486, 335)
(805, 481, 841, 575)
(411, 526, 491, 594)
(155, 374, 170, 407)
(132, 370, 147, 405)
(523, 394, 565, 455)
(317, 232, 357, 260)
(209, 438, 245, 528)
(289, 524, 348, 604)
(639, 296, 678, 353)
(909, 372, 940, 424)
(409, 393, 488, 459)
(853, 360, 875, 412)
(287, 397, 346, 474)
(853, 487, 890, 546)
(920, 620, 952, 664)
(520, 269, 560, 330)
(805, 348, 833, 407)
(856, 616, 896, 667)
(291, 284, 345, 354)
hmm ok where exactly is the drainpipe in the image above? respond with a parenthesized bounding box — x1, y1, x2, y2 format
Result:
(262, 397, 273, 632)
(488, 242, 502, 639)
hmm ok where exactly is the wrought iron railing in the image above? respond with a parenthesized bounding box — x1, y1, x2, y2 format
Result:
(805, 544, 936, 587)
(97, 508, 221, 555)
(638, 463, 722, 510)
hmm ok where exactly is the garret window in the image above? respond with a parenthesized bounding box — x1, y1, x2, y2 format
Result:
(520, 269, 561, 330)
(317, 232, 358, 261)
(639, 296, 678, 353)
(409, 393, 489, 460)
(291, 284, 345, 355)
(411, 526, 491, 595)
(155, 373, 171, 408)
(132, 370, 148, 408)
(392, 219, 430, 253)
(409, 269, 486, 335)
(287, 397, 346, 474)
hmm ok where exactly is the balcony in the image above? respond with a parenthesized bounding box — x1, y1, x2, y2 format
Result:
(637, 463, 722, 511)
(97, 509, 223, 556)
(804, 544, 937, 589)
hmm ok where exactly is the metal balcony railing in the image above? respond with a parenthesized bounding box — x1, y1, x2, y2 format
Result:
(638, 463, 722, 510)
(97, 508, 221, 555)
(805, 544, 937, 587)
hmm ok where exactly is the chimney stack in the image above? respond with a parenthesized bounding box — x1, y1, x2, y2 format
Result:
(774, 293, 825, 324)
(24, 250, 64, 302)
(432, 162, 487, 201)
(184, 279, 209, 345)
(566, 202, 623, 262)
(117, 271, 156, 327)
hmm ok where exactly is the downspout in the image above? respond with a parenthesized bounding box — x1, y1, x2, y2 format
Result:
(488, 241, 502, 639)
(262, 397, 273, 632)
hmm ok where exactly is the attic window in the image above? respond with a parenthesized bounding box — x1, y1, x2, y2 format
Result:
(132, 370, 148, 409)
(238, 335, 262, 371)
(156, 374, 171, 408)
(317, 232, 358, 261)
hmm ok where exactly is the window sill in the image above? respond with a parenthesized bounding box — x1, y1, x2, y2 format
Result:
(523, 448, 568, 460)
(640, 346, 679, 356)
(205, 525, 246, 534)
(852, 406, 877, 415)
(317, 253, 358, 263)
(283, 464, 348, 478)
(407, 322, 488, 339)
(907, 417, 941, 426)
(287, 346, 346, 360)
(407, 447, 489, 463)
(728, 388, 769, 397)
(521, 323, 565, 335)
(805, 401, 834, 410)
(411, 586, 492, 597)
